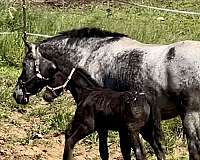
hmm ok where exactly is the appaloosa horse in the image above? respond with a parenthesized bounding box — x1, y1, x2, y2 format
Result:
(13, 27, 200, 160)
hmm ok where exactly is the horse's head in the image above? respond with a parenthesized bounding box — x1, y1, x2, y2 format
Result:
(13, 42, 57, 104)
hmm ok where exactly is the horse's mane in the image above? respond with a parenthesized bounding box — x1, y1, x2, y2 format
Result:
(41, 27, 128, 43)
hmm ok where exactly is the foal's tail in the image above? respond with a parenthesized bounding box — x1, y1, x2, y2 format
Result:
(148, 93, 163, 140)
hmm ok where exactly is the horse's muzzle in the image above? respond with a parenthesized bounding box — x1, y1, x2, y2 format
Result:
(13, 86, 29, 105)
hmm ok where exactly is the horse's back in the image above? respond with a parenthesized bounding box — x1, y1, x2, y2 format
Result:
(141, 40, 200, 90)
(80, 36, 200, 94)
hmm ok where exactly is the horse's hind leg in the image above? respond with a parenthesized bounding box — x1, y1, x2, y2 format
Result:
(181, 111, 200, 160)
(98, 129, 109, 160)
(179, 90, 200, 160)
(127, 124, 146, 160)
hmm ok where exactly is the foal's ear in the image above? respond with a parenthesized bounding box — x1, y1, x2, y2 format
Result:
(48, 61, 57, 76)
(40, 58, 57, 78)
(48, 62, 57, 77)
(49, 61, 57, 72)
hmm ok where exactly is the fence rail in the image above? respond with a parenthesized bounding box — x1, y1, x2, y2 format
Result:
(118, 0, 200, 16)
(0, 32, 52, 38)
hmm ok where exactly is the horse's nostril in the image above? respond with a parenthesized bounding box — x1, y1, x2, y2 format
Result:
(13, 89, 29, 104)
(19, 95, 29, 105)
(24, 97, 28, 103)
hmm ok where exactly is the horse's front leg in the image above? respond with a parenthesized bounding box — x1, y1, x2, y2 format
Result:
(98, 129, 109, 160)
(119, 129, 132, 160)
(180, 111, 200, 160)
(178, 90, 200, 160)
(63, 123, 94, 160)
(63, 124, 90, 160)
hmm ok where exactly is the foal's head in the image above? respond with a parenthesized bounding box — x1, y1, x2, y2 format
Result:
(43, 68, 98, 102)
(43, 71, 67, 102)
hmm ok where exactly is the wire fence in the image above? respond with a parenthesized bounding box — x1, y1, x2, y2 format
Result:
(0, 32, 52, 38)
(118, 0, 200, 16)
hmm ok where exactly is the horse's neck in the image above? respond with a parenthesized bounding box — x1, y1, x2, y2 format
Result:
(39, 40, 84, 71)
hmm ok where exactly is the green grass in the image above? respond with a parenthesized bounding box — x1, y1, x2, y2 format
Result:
(0, 0, 198, 158)
(0, 66, 20, 109)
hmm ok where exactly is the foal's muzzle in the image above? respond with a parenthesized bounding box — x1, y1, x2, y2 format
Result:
(43, 87, 59, 102)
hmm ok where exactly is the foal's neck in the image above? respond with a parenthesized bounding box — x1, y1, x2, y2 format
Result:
(67, 69, 98, 104)
(68, 84, 91, 105)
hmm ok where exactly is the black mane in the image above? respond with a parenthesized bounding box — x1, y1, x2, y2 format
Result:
(41, 27, 128, 43)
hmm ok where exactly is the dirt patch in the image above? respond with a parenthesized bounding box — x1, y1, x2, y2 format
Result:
(0, 97, 188, 160)
(0, 101, 123, 160)
(0, 132, 124, 160)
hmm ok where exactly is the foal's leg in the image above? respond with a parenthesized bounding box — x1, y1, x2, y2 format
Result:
(141, 94, 165, 160)
(98, 129, 109, 160)
(140, 123, 165, 160)
(119, 129, 131, 160)
(127, 124, 146, 160)
(178, 90, 200, 160)
(63, 123, 93, 160)
(63, 108, 95, 160)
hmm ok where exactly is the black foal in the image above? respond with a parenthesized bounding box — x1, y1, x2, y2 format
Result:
(43, 69, 163, 160)
(64, 87, 148, 160)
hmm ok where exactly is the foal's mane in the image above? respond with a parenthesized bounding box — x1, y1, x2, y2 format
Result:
(75, 68, 100, 88)
(41, 27, 128, 43)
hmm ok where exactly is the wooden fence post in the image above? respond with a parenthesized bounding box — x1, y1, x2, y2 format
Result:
(22, 0, 27, 43)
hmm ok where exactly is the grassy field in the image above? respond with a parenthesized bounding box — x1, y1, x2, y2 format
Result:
(0, 0, 199, 159)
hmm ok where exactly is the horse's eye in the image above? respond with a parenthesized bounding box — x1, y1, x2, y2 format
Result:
(27, 53, 35, 60)
(22, 62, 26, 67)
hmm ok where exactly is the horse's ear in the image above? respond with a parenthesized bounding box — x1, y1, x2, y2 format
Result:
(22, 36, 31, 52)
